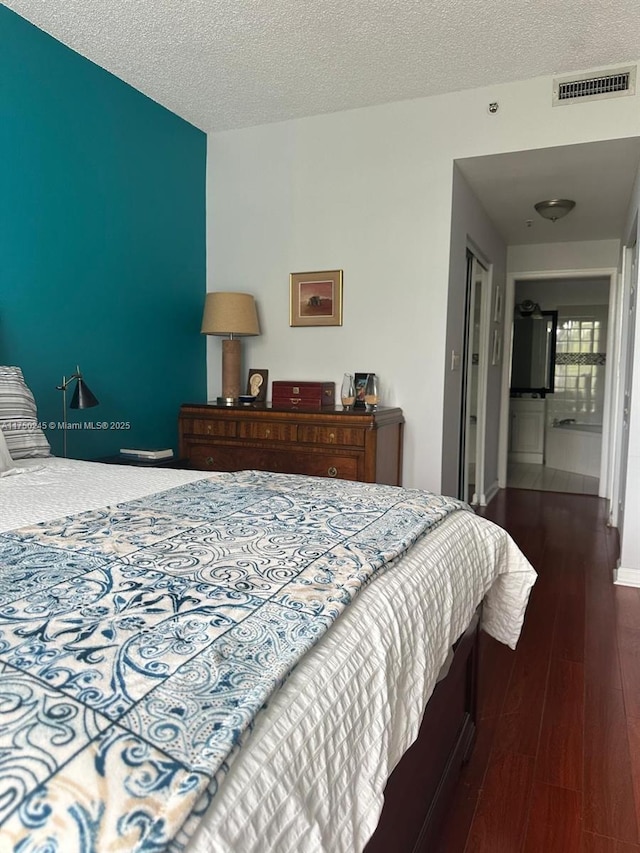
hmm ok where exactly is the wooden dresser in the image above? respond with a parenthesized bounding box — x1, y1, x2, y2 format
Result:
(178, 403, 404, 485)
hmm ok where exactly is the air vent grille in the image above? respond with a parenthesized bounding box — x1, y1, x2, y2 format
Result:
(553, 66, 636, 105)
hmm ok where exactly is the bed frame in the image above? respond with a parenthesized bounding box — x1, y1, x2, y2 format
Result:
(364, 607, 480, 852)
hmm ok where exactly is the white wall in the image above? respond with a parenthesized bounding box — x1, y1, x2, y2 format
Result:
(508, 240, 621, 273)
(208, 67, 640, 491)
(513, 276, 610, 306)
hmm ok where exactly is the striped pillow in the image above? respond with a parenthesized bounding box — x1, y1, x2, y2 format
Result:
(0, 366, 51, 459)
(0, 427, 14, 473)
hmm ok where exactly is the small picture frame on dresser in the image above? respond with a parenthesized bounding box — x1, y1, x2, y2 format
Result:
(354, 373, 372, 409)
(246, 369, 268, 402)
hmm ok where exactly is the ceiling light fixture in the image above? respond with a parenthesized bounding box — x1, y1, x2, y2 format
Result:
(534, 198, 576, 222)
(516, 300, 544, 319)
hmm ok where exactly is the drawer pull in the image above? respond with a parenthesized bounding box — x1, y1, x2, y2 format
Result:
(329, 432, 336, 442)
(289, 397, 301, 405)
(327, 466, 338, 478)
(265, 428, 271, 437)
(205, 456, 214, 466)
(206, 424, 212, 433)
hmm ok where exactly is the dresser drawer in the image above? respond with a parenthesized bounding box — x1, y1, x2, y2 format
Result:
(237, 421, 297, 442)
(185, 443, 243, 471)
(183, 442, 359, 481)
(190, 418, 237, 438)
(294, 453, 359, 480)
(298, 425, 365, 447)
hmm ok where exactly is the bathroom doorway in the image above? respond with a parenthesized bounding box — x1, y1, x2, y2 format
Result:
(502, 272, 615, 496)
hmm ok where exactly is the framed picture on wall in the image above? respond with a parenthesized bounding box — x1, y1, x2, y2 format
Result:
(290, 270, 343, 327)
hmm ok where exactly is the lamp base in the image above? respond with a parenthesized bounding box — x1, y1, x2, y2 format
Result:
(216, 396, 236, 406)
(222, 338, 242, 399)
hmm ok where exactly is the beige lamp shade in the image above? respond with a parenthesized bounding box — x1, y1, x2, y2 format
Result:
(201, 292, 260, 337)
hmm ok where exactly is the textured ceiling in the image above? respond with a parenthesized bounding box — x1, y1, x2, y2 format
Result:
(5, 1, 640, 246)
(3, 0, 640, 132)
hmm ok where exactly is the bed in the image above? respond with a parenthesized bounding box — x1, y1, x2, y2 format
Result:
(0, 367, 535, 852)
(0, 448, 536, 853)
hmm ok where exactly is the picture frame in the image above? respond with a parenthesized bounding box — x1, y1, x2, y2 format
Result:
(290, 270, 343, 327)
(246, 369, 268, 402)
(354, 372, 372, 408)
(492, 329, 502, 366)
(494, 284, 503, 323)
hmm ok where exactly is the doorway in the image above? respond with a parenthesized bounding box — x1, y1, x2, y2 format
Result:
(499, 270, 617, 498)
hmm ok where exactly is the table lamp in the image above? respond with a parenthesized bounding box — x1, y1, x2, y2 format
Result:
(201, 292, 260, 404)
(56, 366, 99, 457)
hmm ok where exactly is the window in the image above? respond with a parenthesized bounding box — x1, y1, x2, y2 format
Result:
(553, 318, 604, 417)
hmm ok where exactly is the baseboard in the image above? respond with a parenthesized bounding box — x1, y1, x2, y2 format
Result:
(479, 480, 500, 507)
(508, 451, 544, 464)
(614, 566, 640, 588)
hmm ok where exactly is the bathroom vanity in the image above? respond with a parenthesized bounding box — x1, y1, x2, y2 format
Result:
(509, 398, 546, 464)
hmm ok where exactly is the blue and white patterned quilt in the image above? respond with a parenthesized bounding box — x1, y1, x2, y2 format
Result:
(0, 470, 466, 851)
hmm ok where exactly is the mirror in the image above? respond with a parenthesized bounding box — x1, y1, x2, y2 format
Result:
(510, 309, 557, 395)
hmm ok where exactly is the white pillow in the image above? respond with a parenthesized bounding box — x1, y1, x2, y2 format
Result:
(0, 427, 14, 473)
(0, 366, 51, 459)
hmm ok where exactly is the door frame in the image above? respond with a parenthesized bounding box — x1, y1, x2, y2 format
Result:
(611, 229, 637, 535)
(460, 248, 492, 504)
(497, 266, 619, 498)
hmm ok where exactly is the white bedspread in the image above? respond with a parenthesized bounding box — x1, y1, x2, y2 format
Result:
(0, 457, 208, 531)
(0, 458, 535, 852)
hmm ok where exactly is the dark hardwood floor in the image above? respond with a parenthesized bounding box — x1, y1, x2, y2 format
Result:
(437, 488, 640, 852)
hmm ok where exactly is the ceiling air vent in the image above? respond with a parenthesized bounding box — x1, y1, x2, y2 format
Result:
(553, 66, 636, 105)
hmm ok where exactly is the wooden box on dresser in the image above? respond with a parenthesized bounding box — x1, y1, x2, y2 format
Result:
(178, 403, 404, 485)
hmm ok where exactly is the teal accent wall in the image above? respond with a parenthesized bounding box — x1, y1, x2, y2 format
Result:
(0, 7, 206, 459)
